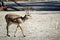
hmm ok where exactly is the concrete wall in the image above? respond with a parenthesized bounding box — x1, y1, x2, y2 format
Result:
(0, 11, 60, 40)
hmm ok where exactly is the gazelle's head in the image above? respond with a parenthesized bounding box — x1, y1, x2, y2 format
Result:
(25, 13, 32, 20)
(24, 7, 32, 20)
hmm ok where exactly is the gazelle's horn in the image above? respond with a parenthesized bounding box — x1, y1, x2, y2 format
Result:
(26, 10, 32, 19)
(24, 7, 29, 14)
(25, 7, 32, 19)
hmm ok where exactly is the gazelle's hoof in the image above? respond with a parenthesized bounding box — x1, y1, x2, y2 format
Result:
(14, 35, 16, 37)
(23, 35, 26, 37)
(7, 35, 10, 37)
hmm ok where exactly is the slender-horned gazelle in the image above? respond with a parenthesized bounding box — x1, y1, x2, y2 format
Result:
(5, 10, 31, 37)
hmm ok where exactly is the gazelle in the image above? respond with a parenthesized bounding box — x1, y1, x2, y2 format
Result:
(5, 11, 31, 37)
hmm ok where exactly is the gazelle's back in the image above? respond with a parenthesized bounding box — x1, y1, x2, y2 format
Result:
(5, 13, 21, 19)
(5, 13, 22, 23)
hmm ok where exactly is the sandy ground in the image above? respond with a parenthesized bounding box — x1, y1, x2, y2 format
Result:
(0, 11, 60, 40)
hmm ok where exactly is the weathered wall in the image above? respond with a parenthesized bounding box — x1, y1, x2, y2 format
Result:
(30, 0, 60, 2)
(0, 11, 60, 40)
(4, 0, 60, 2)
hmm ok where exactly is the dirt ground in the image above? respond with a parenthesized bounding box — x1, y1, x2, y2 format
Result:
(0, 11, 60, 40)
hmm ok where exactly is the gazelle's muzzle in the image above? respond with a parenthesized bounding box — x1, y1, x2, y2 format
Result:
(30, 16, 32, 19)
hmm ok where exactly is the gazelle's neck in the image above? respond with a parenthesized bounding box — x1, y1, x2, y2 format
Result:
(20, 15, 28, 22)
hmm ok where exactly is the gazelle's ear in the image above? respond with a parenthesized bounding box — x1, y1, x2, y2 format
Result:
(25, 10, 29, 15)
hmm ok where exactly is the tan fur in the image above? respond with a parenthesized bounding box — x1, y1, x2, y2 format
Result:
(5, 13, 31, 37)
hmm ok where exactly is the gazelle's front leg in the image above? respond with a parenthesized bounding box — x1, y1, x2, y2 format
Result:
(19, 24, 26, 37)
(14, 24, 25, 37)
(14, 25, 18, 37)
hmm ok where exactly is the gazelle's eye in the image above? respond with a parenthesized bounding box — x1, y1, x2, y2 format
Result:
(28, 15, 29, 16)
(26, 15, 29, 16)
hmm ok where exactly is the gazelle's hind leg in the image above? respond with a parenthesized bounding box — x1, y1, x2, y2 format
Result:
(6, 22, 10, 37)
